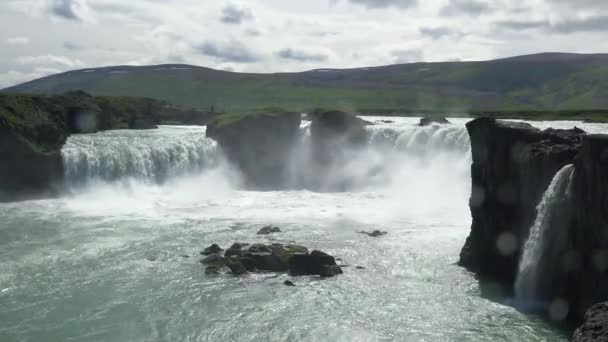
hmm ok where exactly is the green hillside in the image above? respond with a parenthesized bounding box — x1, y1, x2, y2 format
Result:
(3, 53, 608, 115)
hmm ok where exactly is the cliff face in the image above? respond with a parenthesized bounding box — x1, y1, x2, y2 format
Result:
(558, 135, 608, 320)
(303, 110, 372, 191)
(0, 95, 69, 201)
(0, 91, 211, 202)
(459, 118, 584, 288)
(460, 117, 608, 326)
(206, 112, 302, 189)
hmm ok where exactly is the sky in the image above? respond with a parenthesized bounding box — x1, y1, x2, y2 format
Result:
(1, 0, 608, 88)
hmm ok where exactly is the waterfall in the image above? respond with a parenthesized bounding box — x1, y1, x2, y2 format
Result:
(287, 119, 471, 192)
(61, 126, 222, 187)
(514, 164, 575, 308)
(61, 120, 472, 196)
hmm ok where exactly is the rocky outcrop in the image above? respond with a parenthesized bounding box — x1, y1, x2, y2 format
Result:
(359, 230, 387, 237)
(301, 109, 374, 191)
(0, 91, 210, 202)
(459, 117, 608, 325)
(309, 109, 370, 166)
(257, 225, 282, 235)
(554, 134, 608, 321)
(419, 117, 451, 126)
(574, 302, 608, 342)
(0, 94, 71, 201)
(206, 111, 301, 189)
(459, 117, 584, 290)
(200, 242, 341, 277)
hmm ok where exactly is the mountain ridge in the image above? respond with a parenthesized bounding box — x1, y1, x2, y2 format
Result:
(3, 52, 608, 113)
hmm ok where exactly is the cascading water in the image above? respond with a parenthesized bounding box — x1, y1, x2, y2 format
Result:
(515, 164, 575, 308)
(61, 126, 222, 187)
(287, 118, 471, 192)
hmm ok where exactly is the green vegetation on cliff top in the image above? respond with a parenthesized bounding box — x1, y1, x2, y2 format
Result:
(3, 53, 608, 120)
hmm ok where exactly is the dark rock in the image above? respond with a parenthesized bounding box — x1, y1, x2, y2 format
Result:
(201, 242, 340, 278)
(201, 244, 223, 256)
(380, 120, 394, 124)
(204, 257, 230, 275)
(181, 255, 190, 259)
(226, 259, 248, 275)
(289, 250, 339, 276)
(222, 243, 308, 273)
(456, 118, 608, 325)
(238, 257, 257, 271)
(320, 265, 343, 278)
(284, 280, 296, 287)
(257, 225, 282, 235)
(459, 118, 584, 287)
(356, 266, 366, 270)
(146, 256, 157, 262)
(225, 243, 250, 258)
(419, 117, 451, 126)
(574, 302, 608, 342)
(360, 230, 387, 237)
(206, 111, 301, 189)
(200, 254, 226, 264)
(303, 109, 375, 191)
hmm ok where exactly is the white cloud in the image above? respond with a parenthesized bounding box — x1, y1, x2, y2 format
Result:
(0, 0, 607, 88)
(16, 54, 85, 68)
(7, 37, 30, 45)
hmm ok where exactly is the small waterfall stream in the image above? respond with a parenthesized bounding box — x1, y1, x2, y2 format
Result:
(515, 164, 575, 307)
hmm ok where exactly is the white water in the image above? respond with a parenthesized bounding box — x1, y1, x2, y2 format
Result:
(1, 117, 598, 341)
(62, 126, 222, 186)
(515, 164, 575, 307)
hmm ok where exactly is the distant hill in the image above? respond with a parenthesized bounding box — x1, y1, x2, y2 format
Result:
(3, 52, 608, 113)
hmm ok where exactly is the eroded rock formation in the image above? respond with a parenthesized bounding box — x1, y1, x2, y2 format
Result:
(206, 111, 301, 189)
(459, 117, 608, 328)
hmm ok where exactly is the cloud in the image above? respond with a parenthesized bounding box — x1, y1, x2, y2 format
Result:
(0, 67, 62, 89)
(419, 27, 457, 40)
(551, 15, 608, 34)
(48, 0, 87, 21)
(440, 0, 493, 17)
(391, 49, 423, 63)
(546, 0, 608, 9)
(195, 40, 259, 63)
(63, 41, 81, 50)
(495, 20, 549, 30)
(15, 54, 85, 68)
(7, 37, 30, 45)
(345, 0, 417, 9)
(220, 4, 253, 24)
(276, 48, 328, 62)
(495, 16, 608, 34)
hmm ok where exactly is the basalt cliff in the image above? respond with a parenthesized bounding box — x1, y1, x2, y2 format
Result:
(459, 117, 608, 334)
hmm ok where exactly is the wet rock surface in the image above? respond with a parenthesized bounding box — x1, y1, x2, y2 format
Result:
(574, 303, 608, 342)
(257, 225, 282, 235)
(200, 243, 341, 277)
(419, 117, 451, 126)
(201, 244, 223, 256)
(360, 230, 387, 237)
(459, 117, 608, 326)
(459, 118, 585, 286)
(206, 111, 301, 189)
